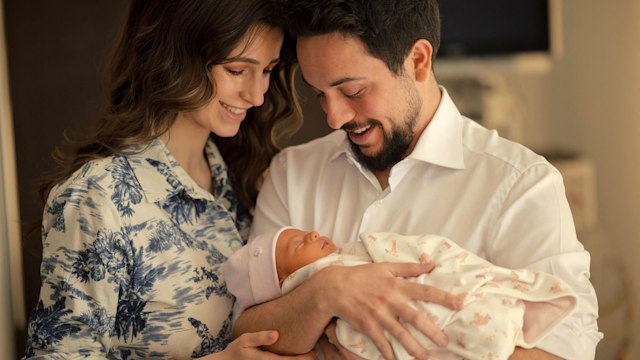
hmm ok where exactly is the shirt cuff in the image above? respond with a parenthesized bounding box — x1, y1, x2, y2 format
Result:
(535, 318, 603, 359)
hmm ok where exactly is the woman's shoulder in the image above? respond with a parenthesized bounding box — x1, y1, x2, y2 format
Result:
(47, 155, 135, 205)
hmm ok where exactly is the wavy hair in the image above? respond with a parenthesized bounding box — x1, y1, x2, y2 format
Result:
(282, 0, 440, 74)
(39, 0, 301, 211)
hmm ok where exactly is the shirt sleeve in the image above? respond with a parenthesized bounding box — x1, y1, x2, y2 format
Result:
(488, 162, 603, 359)
(24, 177, 124, 359)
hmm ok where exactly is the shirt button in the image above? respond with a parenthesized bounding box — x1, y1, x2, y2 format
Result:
(375, 200, 384, 206)
(253, 248, 262, 256)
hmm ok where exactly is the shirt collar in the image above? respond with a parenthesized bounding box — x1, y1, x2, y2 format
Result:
(128, 138, 222, 204)
(407, 87, 465, 169)
(331, 86, 465, 170)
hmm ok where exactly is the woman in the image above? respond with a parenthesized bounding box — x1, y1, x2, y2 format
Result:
(24, 0, 309, 358)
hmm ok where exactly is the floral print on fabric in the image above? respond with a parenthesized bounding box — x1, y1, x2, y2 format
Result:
(25, 138, 250, 359)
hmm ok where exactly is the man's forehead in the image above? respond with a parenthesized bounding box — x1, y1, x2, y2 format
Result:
(297, 34, 378, 89)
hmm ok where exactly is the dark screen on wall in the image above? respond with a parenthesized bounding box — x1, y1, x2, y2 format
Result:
(438, 0, 550, 58)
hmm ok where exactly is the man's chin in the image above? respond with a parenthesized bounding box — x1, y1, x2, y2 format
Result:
(353, 151, 389, 172)
(358, 148, 382, 159)
(350, 141, 382, 158)
(350, 141, 409, 173)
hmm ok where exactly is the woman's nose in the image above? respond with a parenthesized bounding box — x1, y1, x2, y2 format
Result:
(241, 76, 266, 106)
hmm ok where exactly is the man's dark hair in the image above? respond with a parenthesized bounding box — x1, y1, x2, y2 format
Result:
(283, 0, 440, 74)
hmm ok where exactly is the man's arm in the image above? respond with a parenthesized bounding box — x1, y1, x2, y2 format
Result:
(232, 271, 330, 354)
(233, 262, 463, 360)
(244, 151, 461, 359)
(490, 163, 602, 358)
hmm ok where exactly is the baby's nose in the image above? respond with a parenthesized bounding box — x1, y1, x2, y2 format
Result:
(305, 231, 320, 242)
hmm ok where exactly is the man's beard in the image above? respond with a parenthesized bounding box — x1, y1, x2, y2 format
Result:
(348, 85, 422, 173)
(349, 123, 413, 172)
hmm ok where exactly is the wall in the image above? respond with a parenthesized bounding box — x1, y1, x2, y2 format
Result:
(4, 1, 129, 356)
(0, 0, 21, 356)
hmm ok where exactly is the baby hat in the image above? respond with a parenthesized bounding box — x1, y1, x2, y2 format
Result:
(223, 226, 293, 314)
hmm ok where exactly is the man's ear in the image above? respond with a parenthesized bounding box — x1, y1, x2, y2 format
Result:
(409, 39, 433, 82)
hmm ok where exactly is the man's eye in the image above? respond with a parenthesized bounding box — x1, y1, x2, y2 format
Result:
(226, 69, 244, 76)
(346, 89, 364, 98)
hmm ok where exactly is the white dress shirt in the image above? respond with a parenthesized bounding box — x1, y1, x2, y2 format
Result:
(251, 88, 603, 359)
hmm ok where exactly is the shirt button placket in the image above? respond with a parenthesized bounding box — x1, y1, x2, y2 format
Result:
(360, 197, 385, 232)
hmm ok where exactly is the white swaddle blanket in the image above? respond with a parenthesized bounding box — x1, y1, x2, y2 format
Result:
(282, 232, 578, 360)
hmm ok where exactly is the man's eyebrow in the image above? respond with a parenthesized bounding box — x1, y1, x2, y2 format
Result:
(301, 76, 366, 91)
(329, 77, 365, 87)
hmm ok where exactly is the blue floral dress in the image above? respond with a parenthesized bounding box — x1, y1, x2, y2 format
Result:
(24, 138, 250, 359)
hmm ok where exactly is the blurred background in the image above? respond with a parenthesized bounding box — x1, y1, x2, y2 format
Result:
(1, 0, 638, 358)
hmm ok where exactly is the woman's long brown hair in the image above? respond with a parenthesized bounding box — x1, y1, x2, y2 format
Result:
(38, 0, 301, 213)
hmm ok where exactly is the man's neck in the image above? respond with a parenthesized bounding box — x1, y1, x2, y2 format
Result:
(374, 168, 391, 190)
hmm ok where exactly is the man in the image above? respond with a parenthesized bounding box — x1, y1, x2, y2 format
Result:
(234, 1, 602, 359)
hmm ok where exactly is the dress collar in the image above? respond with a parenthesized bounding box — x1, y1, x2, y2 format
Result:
(127, 137, 227, 204)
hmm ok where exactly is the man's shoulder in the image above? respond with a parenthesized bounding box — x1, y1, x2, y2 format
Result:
(462, 118, 552, 174)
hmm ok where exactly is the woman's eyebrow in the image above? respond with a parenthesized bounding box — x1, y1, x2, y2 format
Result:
(230, 57, 280, 65)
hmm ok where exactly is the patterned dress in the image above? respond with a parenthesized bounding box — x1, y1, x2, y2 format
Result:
(24, 138, 250, 359)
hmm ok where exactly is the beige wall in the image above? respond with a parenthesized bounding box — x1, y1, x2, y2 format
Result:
(513, 0, 640, 357)
(0, 0, 23, 356)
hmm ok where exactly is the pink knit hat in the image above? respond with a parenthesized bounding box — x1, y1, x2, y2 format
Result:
(223, 227, 293, 314)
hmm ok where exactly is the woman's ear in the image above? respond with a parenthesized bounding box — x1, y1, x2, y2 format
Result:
(409, 39, 433, 82)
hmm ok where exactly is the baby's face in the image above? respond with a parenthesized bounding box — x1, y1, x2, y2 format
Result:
(275, 229, 338, 281)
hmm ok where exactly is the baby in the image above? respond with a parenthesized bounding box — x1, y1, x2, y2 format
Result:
(223, 227, 578, 360)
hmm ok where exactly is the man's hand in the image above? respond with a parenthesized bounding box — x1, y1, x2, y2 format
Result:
(321, 262, 465, 360)
(233, 261, 463, 359)
(317, 321, 366, 360)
